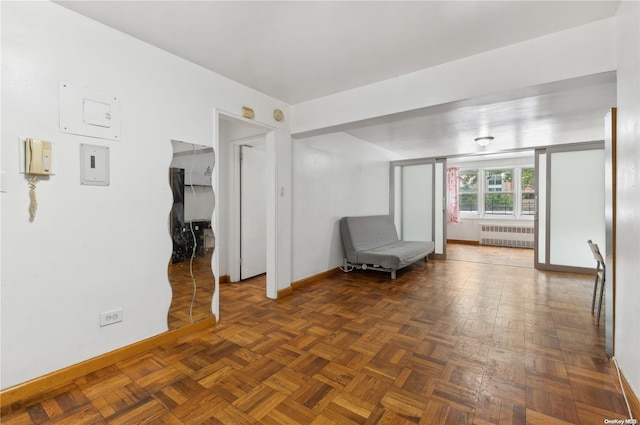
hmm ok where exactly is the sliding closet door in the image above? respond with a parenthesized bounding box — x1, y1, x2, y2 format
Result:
(536, 142, 605, 272)
(391, 158, 445, 259)
(401, 163, 433, 241)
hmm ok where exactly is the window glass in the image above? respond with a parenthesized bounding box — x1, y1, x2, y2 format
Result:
(484, 169, 514, 215)
(521, 167, 536, 216)
(459, 169, 478, 213)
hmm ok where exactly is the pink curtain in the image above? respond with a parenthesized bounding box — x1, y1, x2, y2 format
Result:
(447, 167, 461, 223)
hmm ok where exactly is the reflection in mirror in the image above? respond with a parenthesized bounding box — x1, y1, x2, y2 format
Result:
(167, 140, 215, 329)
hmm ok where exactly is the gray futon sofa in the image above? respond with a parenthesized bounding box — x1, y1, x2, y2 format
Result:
(340, 215, 435, 279)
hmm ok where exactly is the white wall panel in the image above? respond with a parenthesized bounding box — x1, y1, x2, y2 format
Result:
(401, 164, 433, 242)
(549, 149, 605, 268)
(393, 166, 402, 234)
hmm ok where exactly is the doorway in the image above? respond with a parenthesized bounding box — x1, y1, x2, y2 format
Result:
(444, 151, 537, 268)
(212, 111, 278, 320)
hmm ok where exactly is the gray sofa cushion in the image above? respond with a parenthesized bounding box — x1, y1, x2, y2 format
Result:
(357, 240, 435, 269)
(340, 215, 399, 263)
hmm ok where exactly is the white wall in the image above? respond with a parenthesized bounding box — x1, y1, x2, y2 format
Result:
(614, 0, 640, 400)
(292, 133, 399, 281)
(0, 1, 289, 389)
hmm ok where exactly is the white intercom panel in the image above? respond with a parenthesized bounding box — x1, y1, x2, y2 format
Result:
(25, 138, 52, 175)
(20, 137, 54, 220)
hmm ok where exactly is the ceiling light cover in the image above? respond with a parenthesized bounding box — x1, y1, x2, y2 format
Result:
(474, 136, 494, 148)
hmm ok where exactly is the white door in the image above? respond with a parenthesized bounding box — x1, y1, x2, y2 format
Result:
(240, 145, 267, 280)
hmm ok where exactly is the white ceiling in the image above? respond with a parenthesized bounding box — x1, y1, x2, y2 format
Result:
(55, 1, 619, 159)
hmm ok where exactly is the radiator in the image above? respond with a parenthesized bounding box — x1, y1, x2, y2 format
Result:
(480, 223, 534, 248)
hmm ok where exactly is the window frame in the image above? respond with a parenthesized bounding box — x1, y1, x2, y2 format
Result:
(457, 165, 534, 219)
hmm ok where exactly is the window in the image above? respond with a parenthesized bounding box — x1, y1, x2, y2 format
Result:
(484, 169, 514, 215)
(456, 165, 533, 218)
(458, 169, 478, 213)
(521, 167, 535, 216)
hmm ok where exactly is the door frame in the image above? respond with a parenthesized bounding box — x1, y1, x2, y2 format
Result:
(603, 108, 616, 357)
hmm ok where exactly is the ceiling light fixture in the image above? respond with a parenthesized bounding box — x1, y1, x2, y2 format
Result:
(474, 136, 494, 148)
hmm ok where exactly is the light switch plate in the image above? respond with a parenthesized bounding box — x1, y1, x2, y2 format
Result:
(80, 143, 110, 186)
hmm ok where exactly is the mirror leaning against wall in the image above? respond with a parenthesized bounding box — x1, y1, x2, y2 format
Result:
(168, 140, 215, 329)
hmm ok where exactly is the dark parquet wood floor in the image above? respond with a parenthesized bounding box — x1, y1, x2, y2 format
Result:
(2, 245, 632, 424)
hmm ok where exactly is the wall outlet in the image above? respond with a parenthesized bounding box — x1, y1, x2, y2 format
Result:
(100, 309, 124, 327)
